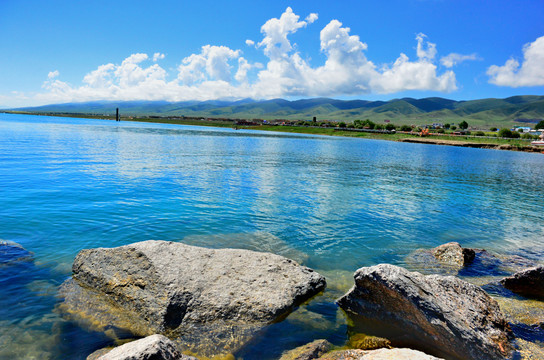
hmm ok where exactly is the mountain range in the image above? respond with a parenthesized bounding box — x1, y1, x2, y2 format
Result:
(9, 95, 544, 127)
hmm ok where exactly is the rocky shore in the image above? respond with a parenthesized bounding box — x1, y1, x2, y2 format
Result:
(44, 240, 544, 359)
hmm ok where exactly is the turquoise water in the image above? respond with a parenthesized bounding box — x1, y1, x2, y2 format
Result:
(1, 113, 543, 359)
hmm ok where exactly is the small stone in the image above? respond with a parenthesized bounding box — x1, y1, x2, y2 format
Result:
(279, 339, 333, 360)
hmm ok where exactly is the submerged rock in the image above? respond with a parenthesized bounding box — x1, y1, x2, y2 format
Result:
(0, 240, 33, 266)
(347, 333, 391, 350)
(430, 242, 475, 267)
(500, 266, 544, 299)
(405, 246, 537, 279)
(86, 334, 192, 360)
(60, 240, 326, 356)
(337, 264, 513, 360)
(317, 348, 444, 360)
(279, 339, 332, 360)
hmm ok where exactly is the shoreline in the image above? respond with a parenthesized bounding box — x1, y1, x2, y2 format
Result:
(3, 111, 543, 154)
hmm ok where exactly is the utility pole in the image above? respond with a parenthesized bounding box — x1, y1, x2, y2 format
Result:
(116, 108, 120, 121)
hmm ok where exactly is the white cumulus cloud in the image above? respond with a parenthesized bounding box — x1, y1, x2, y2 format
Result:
(48, 70, 59, 79)
(153, 52, 165, 62)
(24, 7, 462, 106)
(258, 7, 312, 59)
(487, 35, 544, 87)
(440, 53, 480, 68)
(416, 33, 437, 61)
(305, 13, 318, 24)
(178, 45, 241, 84)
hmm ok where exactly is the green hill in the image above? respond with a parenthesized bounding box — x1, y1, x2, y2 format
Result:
(8, 95, 544, 128)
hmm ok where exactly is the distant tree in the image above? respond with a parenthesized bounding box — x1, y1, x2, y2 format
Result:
(498, 128, 513, 138)
(374, 124, 384, 130)
(338, 122, 346, 128)
(313, 116, 317, 123)
(400, 125, 412, 132)
(385, 123, 396, 131)
(451, 125, 457, 131)
(437, 129, 445, 133)
(444, 123, 451, 129)
(522, 133, 536, 140)
(475, 131, 485, 136)
(490, 127, 498, 132)
(535, 120, 544, 130)
(296, 120, 305, 125)
(362, 119, 375, 129)
(458, 121, 469, 130)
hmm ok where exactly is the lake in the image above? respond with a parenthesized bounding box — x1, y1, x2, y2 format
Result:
(1, 113, 543, 359)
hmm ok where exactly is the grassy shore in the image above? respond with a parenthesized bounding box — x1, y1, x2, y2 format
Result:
(4, 111, 542, 153)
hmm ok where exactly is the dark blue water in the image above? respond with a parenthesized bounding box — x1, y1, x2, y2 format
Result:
(1, 113, 543, 359)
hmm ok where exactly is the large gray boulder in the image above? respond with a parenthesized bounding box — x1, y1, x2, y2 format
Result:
(88, 334, 195, 360)
(337, 264, 513, 360)
(500, 265, 544, 299)
(60, 240, 325, 356)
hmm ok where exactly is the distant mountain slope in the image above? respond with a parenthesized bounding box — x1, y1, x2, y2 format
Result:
(10, 95, 544, 127)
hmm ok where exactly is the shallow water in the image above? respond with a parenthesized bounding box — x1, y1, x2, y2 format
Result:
(1, 113, 543, 359)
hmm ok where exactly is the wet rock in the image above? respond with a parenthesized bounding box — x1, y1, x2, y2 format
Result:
(317, 348, 444, 360)
(0, 240, 33, 266)
(405, 247, 537, 279)
(348, 333, 391, 350)
(431, 242, 475, 267)
(337, 264, 513, 360)
(515, 338, 544, 360)
(86, 334, 192, 360)
(500, 266, 544, 299)
(61, 240, 326, 356)
(493, 295, 544, 326)
(279, 339, 332, 360)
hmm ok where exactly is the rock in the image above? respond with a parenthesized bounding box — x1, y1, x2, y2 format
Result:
(348, 333, 390, 350)
(431, 242, 475, 267)
(279, 339, 332, 360)
(405, 247, 537, 278)
(61, 240, 326, 356)
(0, 240, 33, 266)
(500, 266, 544, 299)
(87, 334, 194, 360)
(337, 264, 513, 360)
(317, 348, 444, 360)
(86, 348, 112, 360)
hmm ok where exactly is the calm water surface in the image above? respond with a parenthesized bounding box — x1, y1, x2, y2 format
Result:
(1, 113, 543, 359)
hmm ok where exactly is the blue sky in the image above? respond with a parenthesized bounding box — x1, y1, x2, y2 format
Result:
(1, 0, 543, 107)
